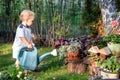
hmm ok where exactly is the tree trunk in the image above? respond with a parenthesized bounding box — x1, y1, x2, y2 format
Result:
(98, 0, 119, 35)
(28, 0, 31, 10)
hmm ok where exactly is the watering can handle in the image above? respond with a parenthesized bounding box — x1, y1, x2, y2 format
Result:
(21, 47, 35, 52)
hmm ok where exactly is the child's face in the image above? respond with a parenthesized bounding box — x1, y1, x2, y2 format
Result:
(26, 17, 34, 27)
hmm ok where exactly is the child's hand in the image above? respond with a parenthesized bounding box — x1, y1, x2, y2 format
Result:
(27, 44, 33, 49)
(31, 43, 35, 46)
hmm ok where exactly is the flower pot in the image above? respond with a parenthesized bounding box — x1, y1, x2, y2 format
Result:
(67, 60, 87, 74)
(67, 51, 81, 60)
(101, 70, 119, 79)
(107, 42, 120, 57)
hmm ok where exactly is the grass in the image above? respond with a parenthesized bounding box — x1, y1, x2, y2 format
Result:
(0, 43, 89, 80)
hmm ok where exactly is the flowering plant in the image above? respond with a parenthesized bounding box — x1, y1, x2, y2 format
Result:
(103, 20, 120, 43)
(57, 40, 82, 59)
(67, 41, 82, 55)
(57, 45, 67, 59)
(111, 20, 120, 34)
(0, 65, 32, 80)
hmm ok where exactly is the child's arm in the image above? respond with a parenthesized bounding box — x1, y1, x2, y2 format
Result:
(30, 38, 35, 46)
(20, 37, 33, 48)
(30, 34, 36, 46)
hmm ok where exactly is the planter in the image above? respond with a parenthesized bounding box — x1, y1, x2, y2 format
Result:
(107, 42, 120, 57)
(101, 70, 119, 79)
(89, 61, 101, 75)
(67, 51, 81, 60)
(67, 60, 87, 74)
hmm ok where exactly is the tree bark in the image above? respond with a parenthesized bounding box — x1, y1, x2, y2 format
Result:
(98, 0, 119, 35)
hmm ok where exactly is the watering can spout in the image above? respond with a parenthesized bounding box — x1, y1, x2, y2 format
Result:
(38, 49, 57, 63)
(38, 52, 52, 64)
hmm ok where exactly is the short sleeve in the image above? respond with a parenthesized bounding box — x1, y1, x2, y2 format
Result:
(31, 28, 34, 37)
(16, 27, 25, 37)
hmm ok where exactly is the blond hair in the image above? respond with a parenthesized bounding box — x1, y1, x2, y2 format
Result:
(20, 10, 35, 21)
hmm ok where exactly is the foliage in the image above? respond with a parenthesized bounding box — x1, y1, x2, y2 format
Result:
(55, 27, 65, 38)
(0, 71, 11, 80)
(103, 20, 120, 43)
(82, 0, 100, 24)
(67, 41, 82, 53)
(0, 0, 103, 43)
(0, 65, 32, 80)
(57, 41, 82, 59)
(89, 53, 100, 62)
(103, 34, 120, 43)
(0, 43, 89, 80)
(57, 46, 67, 59)
(98, 56, 120, 73)
(91, 36, 107, 48)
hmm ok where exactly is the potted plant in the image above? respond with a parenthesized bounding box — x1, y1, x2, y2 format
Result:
(103, 20, 120, 56)
(66, 41, 88, 74)
(66, 41, 83, 60)
(97, 56, 120, 79)
(57, 40, 83, 60)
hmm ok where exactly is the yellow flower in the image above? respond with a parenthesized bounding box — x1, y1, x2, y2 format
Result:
(19, 71, 22, 75)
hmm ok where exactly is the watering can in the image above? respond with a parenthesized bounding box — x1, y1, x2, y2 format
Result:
(18, 47, 52, 70)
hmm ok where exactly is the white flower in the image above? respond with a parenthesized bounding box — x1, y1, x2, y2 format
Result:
(17, 74, 20, 78)
(0, 72, 1, 75)
(24, 76, 27, 80)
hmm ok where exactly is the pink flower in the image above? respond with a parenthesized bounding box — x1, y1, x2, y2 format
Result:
(111, 20, 119, 27)
(111, 20, 120, 34)
(24, 70, 28, 74)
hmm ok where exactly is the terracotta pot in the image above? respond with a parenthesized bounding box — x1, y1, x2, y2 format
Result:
(67, 61, 87, 74)
(101, 70, 119, 79)
(67, 51, 80, 58)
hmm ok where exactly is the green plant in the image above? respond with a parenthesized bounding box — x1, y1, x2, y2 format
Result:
(92, 38, 107, 49)
(103, 20, 120, 43)
(103, 34, 120, 43)
(89, 53, 100, 62)
(0, 71, 11, 80)
(0, 65, 32, 80)
(98, 56, 120, 73)
(57, 46, 67, 59)
(57, 41, 82, 59)
(67, 41, 82, 53)
(0, 43, 89, 80)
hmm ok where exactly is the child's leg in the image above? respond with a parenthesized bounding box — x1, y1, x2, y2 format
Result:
(15, 59, 20, 68)
(13, 48, 20, 68)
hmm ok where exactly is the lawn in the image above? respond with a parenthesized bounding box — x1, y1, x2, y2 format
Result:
(0, 43, 89, 80)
